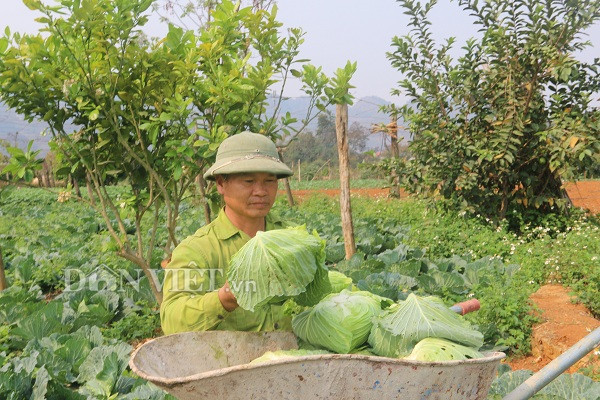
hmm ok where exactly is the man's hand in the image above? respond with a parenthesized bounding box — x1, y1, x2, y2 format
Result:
(218, 281, 238, 312)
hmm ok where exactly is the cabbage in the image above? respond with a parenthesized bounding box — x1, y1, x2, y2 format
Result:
(249, 349, 330, 365)
(292, 290, 383, 354)
(328, 271, 353, 293)
(368, 293, 484, 358)
(404, 338, 484, 361)
(295, 260, 332, 306)
(227, 226, 328, 311)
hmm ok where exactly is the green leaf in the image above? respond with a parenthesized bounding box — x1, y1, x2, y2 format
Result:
(89, 109, 99, 121)
(228, 226, 326, 312)
(292, 290, 384, 353)
(31, 366, 49, 400)
(368, 294, 483, 358)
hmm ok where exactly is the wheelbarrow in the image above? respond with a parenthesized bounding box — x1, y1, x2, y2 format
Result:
(129, 301, 600, 400)
(130, 299, 506, 399)
(129, 330, 505, 399)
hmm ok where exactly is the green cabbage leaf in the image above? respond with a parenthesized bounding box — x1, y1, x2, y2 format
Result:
(404, 338, 484, 361)
(368, 293, 483, 358)
(227, 226, 327, 312)
(292, 290, 384, 354)
(328, 271, 353, 293)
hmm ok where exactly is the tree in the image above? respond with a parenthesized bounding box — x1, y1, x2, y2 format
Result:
(348, 121, 369, 154)
(153, 0, 276, 30)
(389, 0, 600, 220)
(0, 0, 352, 303)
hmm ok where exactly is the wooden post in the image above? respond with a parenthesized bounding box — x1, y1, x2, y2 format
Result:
(0, 245, 7, 291)
(336, 103, 356, 259)
(389, 116, 400, 198)
(277, 149, 295, 207)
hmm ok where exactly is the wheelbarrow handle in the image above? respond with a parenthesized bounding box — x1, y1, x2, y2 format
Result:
(450, 299, 480, 315)
(503, 326, 600, 400)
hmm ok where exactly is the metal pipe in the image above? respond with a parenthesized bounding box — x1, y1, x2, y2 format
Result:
(503, 326, 600, 400)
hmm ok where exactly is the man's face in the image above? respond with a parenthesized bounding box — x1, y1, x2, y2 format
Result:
(216, 172, 279, 221)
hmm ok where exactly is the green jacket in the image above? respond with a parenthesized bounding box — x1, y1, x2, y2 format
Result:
(160, 209, 292, 335)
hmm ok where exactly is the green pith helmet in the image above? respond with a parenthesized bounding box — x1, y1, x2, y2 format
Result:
(203, 131, 293, 181)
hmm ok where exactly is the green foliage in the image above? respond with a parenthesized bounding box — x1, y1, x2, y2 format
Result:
(389, 0, 600, 220)
(0, 0, 356, 303)
(488, 368, 600, 399)
(102, 302, 161, 343)
(0, 140, 43, 182)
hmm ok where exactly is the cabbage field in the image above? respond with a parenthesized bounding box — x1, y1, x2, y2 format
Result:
(1, 187, 599, 399)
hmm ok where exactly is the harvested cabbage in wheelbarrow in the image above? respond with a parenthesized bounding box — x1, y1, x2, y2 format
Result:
(292, 290, 390, 354)
(227, 226, 331, 312)
(368, 293, 484, 358)
(405, 338, 484, 361)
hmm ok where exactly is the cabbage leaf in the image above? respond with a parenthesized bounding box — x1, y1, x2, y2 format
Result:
(368, 293, 483, 358)
(292, 290, 383, 354)
(249, 349, 330, 365)
(328, 271, 353, 293)
(227, 226, 326, 312)
(404, 338, 483, 361)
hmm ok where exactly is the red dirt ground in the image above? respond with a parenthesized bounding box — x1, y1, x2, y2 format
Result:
(506, 285, 600, 374)
(564, 181, 600, 214)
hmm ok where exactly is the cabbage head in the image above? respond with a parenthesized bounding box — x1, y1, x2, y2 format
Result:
(404, 338, 484, 361)
(292, 290, 383, 354)
(227, 226, 327, 311)
(368, 293, 483, 358)
(249, 349, 330, 365)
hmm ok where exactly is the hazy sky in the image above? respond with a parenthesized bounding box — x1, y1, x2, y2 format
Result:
(2, 0, 599, 102)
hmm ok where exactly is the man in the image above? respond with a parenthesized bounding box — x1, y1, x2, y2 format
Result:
(160, 131, 294, 334)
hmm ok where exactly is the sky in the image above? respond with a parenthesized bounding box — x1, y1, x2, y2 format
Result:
(1, 0, 599, 103)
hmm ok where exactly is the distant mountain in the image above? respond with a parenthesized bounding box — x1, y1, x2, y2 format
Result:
(0, 95, 408, 155)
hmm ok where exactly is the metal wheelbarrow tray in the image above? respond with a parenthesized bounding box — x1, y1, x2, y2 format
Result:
(130, 331, 505, 400)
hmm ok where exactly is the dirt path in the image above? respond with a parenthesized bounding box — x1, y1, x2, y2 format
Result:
(506, 285, 600, 374)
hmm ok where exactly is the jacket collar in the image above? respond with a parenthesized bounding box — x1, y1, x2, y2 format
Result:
(214, 208, 281, 240)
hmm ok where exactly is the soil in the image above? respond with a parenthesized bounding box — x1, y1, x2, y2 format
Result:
(564, 181, 600, 214)
(506, 285, 600, 374)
